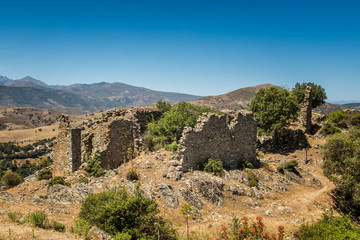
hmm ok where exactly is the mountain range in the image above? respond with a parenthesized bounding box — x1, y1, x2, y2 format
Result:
(0, 76, 201, 114)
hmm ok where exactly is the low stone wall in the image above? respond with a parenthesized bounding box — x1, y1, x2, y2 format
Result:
(177, 111, 257, 170)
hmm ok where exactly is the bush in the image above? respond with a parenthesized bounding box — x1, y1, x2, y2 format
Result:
(165, 141, 178, 152)
(77, 175, 89, 184)
(71, 219, 94, 240)
(26, 211, 65, 232)
(36, 169, 53, 180)
(7, 211, 23, 222)
(79, 186, 177, 239)
(85, 153, 104, 177)
(250, 87, 299, 136)
(247, 171, 259, 188)
(216, 216, 285, 240)
(322, 127, 360, 216)
(1, 172, 23, 189)
(328, 110, 349, 123)
(204, 158, 223, 176)
(126, 169, 139, 181)
(278, 160, 299, 174)
(145, 102, 211, 150)
(295, 212, 360, 240)
(321, 121, 341, 135)
(48, 176, 70, 189)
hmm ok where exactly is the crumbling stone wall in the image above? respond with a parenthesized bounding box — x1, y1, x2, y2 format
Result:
(83, 117, 140, 169)
(177, 111, 257, 170)
(53, 115, 81, 175)
(299, 86, 313, 133)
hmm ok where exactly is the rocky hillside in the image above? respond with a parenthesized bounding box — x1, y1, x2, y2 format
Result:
(190, 83, 275, 110)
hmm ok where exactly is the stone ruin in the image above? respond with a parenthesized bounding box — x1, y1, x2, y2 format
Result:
(53, 115, 81, 175)
(299, 86, 313, 133)
(53, 107, 257, 175)
(177, 111, 257, 170)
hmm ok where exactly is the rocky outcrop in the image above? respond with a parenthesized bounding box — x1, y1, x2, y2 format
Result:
(177, 111, 257, 170)
(154, 183, 179, 208)
(180, 188, 202, 210)
(47, 184, 94, 204)
(190, 176, 224, 207)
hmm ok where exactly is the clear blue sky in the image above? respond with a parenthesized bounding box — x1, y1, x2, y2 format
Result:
(0, 0, 359, 102)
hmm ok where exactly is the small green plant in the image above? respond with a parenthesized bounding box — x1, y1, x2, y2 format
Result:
(77, 175, 89, 184)
(204, 158, 224, 176)
(39, 194, 47, 199)
(165, 141, 178, 152)
(126, 168, 139, 181)
(7, 211, 23, 222)
(48, 176, 70, 189)
(36, 169, 53, 180)
(247, 171, 259, 188)
(85, 153, 104, 177)
(1, 172, 23, 189)
(71, 219, 94, 240)
(180, 203, 199, 240)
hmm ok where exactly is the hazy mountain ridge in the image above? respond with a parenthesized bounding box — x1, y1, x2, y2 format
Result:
(0, 75, 201, 114)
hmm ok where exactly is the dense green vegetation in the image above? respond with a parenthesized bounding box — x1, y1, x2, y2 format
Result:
(292, 82, 327, 109)
(295, 213, 360, 240)
(79, 186, 178, 239)
(85, 153, 104, 177)
(36, 169, 53, 180)
(145, 101, 211, 150)
(322, 127, 360, 216)
(250, 87, 299, 136)
(277, 160, 299, 174)
(25, 210, 65, 232)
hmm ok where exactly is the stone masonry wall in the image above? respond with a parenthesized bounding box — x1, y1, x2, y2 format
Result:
(83, 117, 140, 169)
(299, 86, 313, 133)
(53, 115, 81, 176)
(177, 111, 257, 170)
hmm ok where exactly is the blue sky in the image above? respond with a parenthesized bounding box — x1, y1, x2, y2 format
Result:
(0, 0, 359, 102)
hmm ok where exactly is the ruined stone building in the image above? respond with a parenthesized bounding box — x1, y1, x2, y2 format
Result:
(299, 86, 313, 133)
(53, 107, 257, 175)
(177, 111, 257, 170)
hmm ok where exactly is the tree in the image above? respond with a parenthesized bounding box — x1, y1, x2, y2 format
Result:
(292, 82, 327, 108)
(322, 127, 360, 216)
(250, 87, 300, 136)
(180, 203, 199, 240)
(156, 98, 172, 113)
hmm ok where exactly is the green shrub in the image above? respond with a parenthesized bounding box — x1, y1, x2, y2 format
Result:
(48, 176, 70, 189)
(145, 102, 211, 150)
(165, 141, 178, 152)
(321, 121, 341, 135)
(156, 99, 172, 113)
(1, 172, 23, 189)
(322, 127, 360, 216)
(295, 213, 360, 240)
(71, 219, 94, 240)
(79, 186, 177, 239)
(26, 211, 65, 232)
(126, 169, 139, 181)
(247, 171, 259, 188)
(328, 110, 349, 123)
(36, 169, 53, 180)
(85, 153, 104, 177)
(204, 158, 223, 176)
(26, 211, 47, 228)
(7, 211, 23, 222)
(77, 175, 89, 184)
